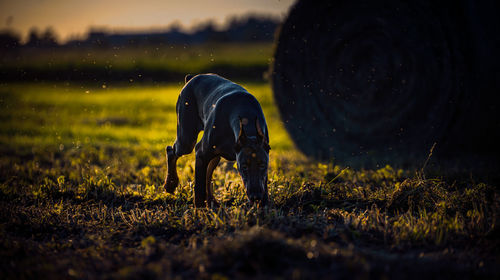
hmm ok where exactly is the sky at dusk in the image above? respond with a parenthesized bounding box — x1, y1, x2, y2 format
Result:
(0, 0, 295, 42)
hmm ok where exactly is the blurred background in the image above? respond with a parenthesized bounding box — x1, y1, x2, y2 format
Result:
(0, 0, 295, 82)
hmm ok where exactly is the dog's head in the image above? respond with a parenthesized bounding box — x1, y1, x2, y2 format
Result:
(235, 117, 270, 204)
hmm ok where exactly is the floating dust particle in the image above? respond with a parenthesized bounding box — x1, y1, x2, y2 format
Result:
(311, 240, 317, 247)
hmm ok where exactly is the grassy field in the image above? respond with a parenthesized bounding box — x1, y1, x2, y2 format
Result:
(0, 43, 274, 82)
(0, 81, 499, 279)
(2, 43, 274, 71)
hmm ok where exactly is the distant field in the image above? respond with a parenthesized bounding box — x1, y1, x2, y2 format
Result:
(0, 82, 499, 279)
(0, 43, 274, 81)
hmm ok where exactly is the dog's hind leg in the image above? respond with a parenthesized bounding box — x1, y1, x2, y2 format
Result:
(205, 156, 221, 207)
(164, 88, 203, 193)
(173, 86, 203, 156)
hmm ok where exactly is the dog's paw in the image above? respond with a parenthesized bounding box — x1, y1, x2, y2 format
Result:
(163, 175, 179, 193)
(194, 197, 206, 208)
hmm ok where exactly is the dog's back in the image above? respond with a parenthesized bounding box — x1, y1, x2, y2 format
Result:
(184, 74, 249, 109)
(185, 74, 194, 83)
(175, 74, 267, 157)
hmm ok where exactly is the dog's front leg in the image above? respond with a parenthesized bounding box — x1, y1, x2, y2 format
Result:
(206, 156, 221, 208)
(194, 152, 210, 207)
(163, 146, 179, 193)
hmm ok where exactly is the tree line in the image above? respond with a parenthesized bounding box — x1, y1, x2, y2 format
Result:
(0, 14, 280, 50)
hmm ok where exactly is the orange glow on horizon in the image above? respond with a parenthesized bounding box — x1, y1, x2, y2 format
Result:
(0, 0, 295, 43)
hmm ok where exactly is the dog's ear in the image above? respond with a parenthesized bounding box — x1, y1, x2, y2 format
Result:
(255, 118, 270, 152)
(235, 117, 247, 152)
(255, 117, 264, 142)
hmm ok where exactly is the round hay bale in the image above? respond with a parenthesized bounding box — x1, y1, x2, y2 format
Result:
(271, 0, 500, 169)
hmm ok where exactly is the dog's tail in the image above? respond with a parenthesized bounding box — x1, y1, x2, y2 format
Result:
(185, 74, 194, 84)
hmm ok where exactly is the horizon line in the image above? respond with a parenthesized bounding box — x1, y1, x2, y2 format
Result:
(1, 12, 284, 44)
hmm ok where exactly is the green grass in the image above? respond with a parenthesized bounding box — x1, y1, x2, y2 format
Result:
(1, 43, 274, 74)
(0, 81, 292, 150)
(0, 82, 499, 279)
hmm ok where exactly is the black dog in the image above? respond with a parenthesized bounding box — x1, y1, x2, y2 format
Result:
(163, 74, 270, 207)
